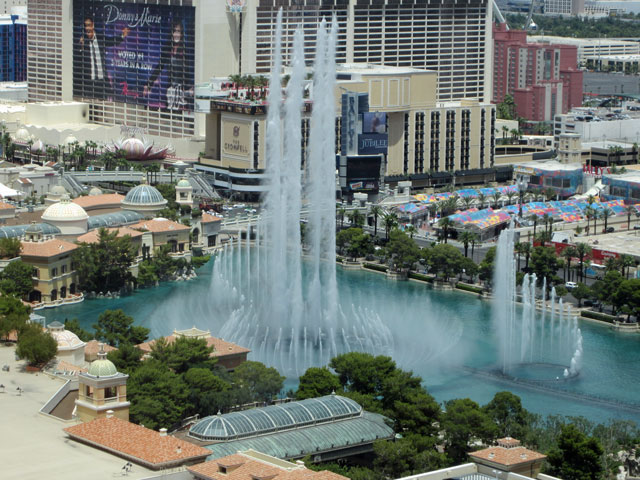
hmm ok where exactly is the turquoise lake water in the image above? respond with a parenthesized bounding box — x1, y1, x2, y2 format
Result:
(39, 260, 640, 424)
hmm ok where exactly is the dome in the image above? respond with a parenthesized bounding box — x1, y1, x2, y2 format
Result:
(122, 184, 167, 207)
(64, 135, 78, 146)
(176, 179, 191, 188)
(121, 138, 146, 158)
(50, 185, 68, 196)
(25, 222, 43, 235)
(87, 357, 118, 377)
(42, 196, 89, 222)
(31, 140, 45, 153)
(13, 126, 29, 142)
(47, 321, 85, 351)
(89, 187, 103, 196)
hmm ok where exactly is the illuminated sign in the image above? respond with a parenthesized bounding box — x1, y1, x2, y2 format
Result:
(358, 133, 388, 155)
(73, 0, 195, 111)
(222, 120, 251, 159)
(341, 92, 359, 156)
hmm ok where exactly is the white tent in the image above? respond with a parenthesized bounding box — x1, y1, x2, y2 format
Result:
(0, 183, 23, 198)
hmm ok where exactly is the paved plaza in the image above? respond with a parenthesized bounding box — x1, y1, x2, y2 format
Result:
(0, 343, 152, 479)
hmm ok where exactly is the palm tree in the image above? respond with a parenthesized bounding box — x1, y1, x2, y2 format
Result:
(348, 210, 365, 227)
(470, 233, 480, 261)
(542, 213, 553, 235)
(337, 207, 346, 230)
(561, 246, 577, 282)
(501, 125, 509, 145)
(625, 205, 637, 230)
(491, 191, 502, 208)
(584, 206, 594, 235)
(405, 224, 417, 239)
(593, 209, 601, 234)
(461, 196, 474, 210)
(459, 230, 476, 257)
(520, 241, 532, 270)
(477, 193, 487, 209)
(369, 205, 383, 237)
(527, 214, 539, 239)
(383, 213, 399, 240)
(506, 191, 517, 206)
(601, 207, 614, 232)
(438, 217, 454, 243)
(514, 242, 524, 271)
(619, 254, 635, 279)
(228, 74, 243, 96)
(574, 242, 592, 283)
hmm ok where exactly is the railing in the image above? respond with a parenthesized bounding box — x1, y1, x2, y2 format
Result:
(77, 393, 124, 406)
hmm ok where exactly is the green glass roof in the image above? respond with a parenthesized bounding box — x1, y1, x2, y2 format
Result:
(204, 412, 394, 460)
(189, 395, 362, 442)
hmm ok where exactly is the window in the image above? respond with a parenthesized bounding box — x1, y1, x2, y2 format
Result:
(51, 267, 57, 277)
(61, 264, 67, 274)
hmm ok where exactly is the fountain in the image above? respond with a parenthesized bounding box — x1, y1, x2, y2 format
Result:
(493, 223, 583, 381)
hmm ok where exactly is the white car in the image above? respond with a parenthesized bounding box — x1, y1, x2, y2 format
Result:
(565, 282, 577, 289)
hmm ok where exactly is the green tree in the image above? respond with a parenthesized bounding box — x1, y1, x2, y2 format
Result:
(547, 424, 604, 480)
(459, 231, 478, 258)
(369, 205, 383, 237)
(136, 261, 158, 287)
(0, 237, 21, 258)
(383, 212, 399, 240)
(442, 398, 498, 463)
(437, 217, 454, 243)
(347, 209, 365, 227)
(373, 436, 448, 479)
(0, 294, 30, 340)
(63, 318, 94, 342)
(613, 278, 640, 320)
(483, 391, 533, 439)
(530, 246, 561, 286)
(150, 336, 216, 374)
(73, 228, 137, 293)
(574, 243, 592, 283)
(0, 260, 34, 298)
(337, 207, 346, 229)
(479, 246, 497, 285)
(231, 361, 285, 403)
(155, 183, 177, 211)
(572, 283, 591, 308)
(425, 243, 466, 281)
(93, 309, 150, 348)
(16, 323, 58, 366)
(386, 229, 421, 271)
(296, 367, 342, 400)
(127, 360, 191, 430)
(183, 367, 231, 417)
(497, 94, 516, 120)
(150, 244, 178, 280)
(330, 352, 396, 396)
(107, 342, 143, 374)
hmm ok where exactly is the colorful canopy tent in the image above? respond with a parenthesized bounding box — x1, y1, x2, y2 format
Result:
(0, 183, 22, 198)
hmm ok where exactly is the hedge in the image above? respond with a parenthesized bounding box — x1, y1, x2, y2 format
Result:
(580, 309, 618, 323)
(408, 271, 434, 283)
(456, 283, 484, 294)
(363, 263, 388, 273)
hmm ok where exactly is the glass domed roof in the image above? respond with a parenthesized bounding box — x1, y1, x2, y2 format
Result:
(87, 356, 118, 377)
(122, 184, 167, 206)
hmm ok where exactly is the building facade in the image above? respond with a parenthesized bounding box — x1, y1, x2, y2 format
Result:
(543, 0, 585, 15)
(493, 24, 583, 122)
(528, 35, 640, 68)
(0, 12, 26, 82)
(197, 65, 495, 198)
(25, 0, 493, 159)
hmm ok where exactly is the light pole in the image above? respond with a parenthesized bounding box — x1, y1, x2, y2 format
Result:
(517, 176, 527, 219)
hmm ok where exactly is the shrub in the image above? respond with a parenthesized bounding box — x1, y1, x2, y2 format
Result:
(580, 310, 617, 323)
(408, 271, 434, 283)
(363, 263, 387, 273)
(456, 283, 483, 294)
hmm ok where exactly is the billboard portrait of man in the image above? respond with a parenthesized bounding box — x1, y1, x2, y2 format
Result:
(72, 0, 195, 111)
(75, 15, 129, 100)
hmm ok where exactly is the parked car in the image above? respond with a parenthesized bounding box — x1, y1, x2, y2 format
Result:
(565, 281, 578, 289)
(604, 227, 615, 233)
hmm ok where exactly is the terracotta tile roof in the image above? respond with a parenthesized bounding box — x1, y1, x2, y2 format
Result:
(73, 193, 124, 209)
(17, 178, 32, 184)
(131, 218, 190, 233)
(76, 227, 143, 244)
(202, 213, 222, 223)
(0, 201, 15, 210)
(64, 417, 211, 470)
(84, 340, 117, 356)
(137, 335, 250, 357)
(21, 238, 78, 258)
(469, 445, 546, 467)
(187, 452, 348, 480)
(56, 360, 88, 374)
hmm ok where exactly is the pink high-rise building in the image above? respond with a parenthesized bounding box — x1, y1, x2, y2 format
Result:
(493, 23, 583, 122)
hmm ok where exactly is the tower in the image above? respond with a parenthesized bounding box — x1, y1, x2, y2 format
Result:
(75, 344, 129, 422)
(175, 178, 193, 208)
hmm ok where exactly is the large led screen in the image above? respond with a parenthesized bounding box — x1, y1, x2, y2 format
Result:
(73, 0, 195, 111)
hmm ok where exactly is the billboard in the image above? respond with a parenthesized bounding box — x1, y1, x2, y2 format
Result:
(73, 0, 195, 111)
(222, 120, 251, 159)
(362, 112, 386, 134)
(346, 155, 381, 192)
(358, 133, 388, 156)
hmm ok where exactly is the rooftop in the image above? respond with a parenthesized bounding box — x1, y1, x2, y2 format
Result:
(64, 416, 211, 470)
(469, 443, 546, 467)
(188, 450, 348, 480)
(202, 212, 223, 223)
(202, 411, 394, 460)
(189, 395, 362, 442)
(20, 238, 78, 258)
(131, 218, 190, 233)
(514, 160, 583, 172)
(73, 193, 125, 209)
(84, 339, 117, 357)
(76, 226, 144, 244)
(86, 210, 144, 230)
(137, 334, 250, 358)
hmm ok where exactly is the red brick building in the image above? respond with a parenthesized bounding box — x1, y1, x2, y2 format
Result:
(493, 23, 583, 122)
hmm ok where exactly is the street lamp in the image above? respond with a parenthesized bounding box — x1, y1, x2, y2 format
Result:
(517, 176, 527, 219)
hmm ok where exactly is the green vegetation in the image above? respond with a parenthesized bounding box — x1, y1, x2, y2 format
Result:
(507, 13, 640, 39)
(336, 228, 374, 260)
(0, 261, 35, 299)
(0, 294, 31, 341)
(93, 309, 150, 348)
(547, 424, 604, 480)
(16, 323, 57, 366)
(73, 228, 137, 293)
(63, 318, 94, 342)
(0, 238, 22, 259)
